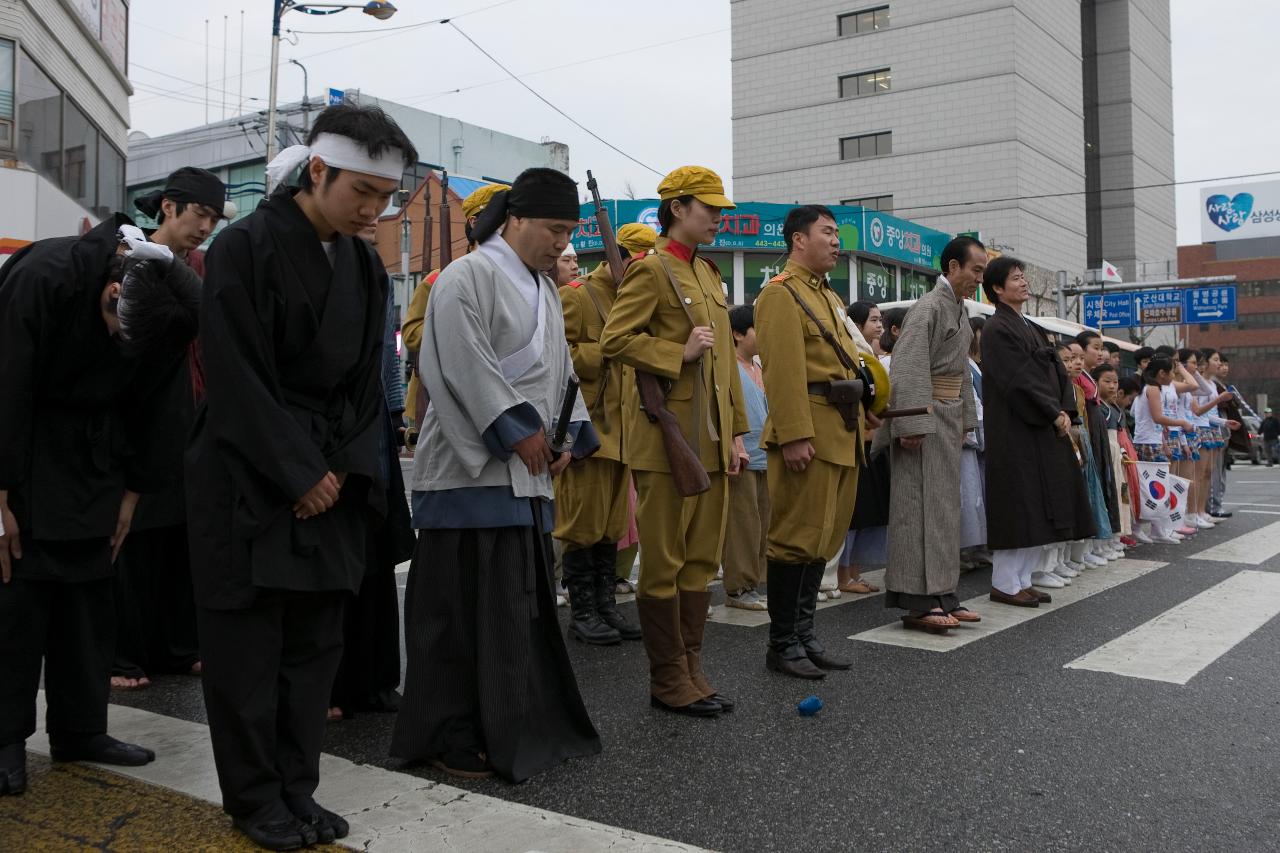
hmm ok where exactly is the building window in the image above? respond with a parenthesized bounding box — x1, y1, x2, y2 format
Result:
(0, 39, 14, 153)
(843, 194, 893, 213)
(18, 49, 62, 187)
(858, 258, 895, 302)
(838, 5, 890, 37)
(63, 98, 98, 209)
(839, 68, 891, 99)
(96, 140, 125, 219)
(840, 131, 892, 161)
(1239, 279, 1280, 298)
(226, 160, 266, 224)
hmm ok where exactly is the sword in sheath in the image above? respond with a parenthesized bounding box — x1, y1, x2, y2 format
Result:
(549, 377, 580, 455)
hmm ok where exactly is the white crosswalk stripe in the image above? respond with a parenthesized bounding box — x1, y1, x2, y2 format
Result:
(708, 569, 886, 627)
(1191, 519, 1280, 565)
(1064, 570, 1280, 684)
(848, 559, 1167, 652)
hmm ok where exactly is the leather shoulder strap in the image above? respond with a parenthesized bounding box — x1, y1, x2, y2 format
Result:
(777, 281, 859, 373)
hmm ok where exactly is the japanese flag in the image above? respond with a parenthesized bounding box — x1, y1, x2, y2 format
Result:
(1137, 461, 1171, 521)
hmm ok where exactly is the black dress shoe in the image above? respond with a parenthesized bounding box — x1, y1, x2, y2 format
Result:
(0, 743, 26, 796)
(1210, 511, 1233, 519)
(49, 734, 156, 766)
(765, 648, 825, 680)
(707, 693, 735, 713)
(285, 794, 350, 843)
(649, 695, 721, 717)
(805, 648, 853, 671)
(233, 802, 314, 851)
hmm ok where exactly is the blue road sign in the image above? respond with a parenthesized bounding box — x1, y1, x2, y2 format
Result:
(1183, 285, 1237, 324)
(1135, 289, 1184, 326)
(1083, 292, 1135, 328)
(328, 87, 345, 106)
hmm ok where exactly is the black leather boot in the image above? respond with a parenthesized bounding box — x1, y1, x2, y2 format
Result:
(765, 560, 825, 680)
(592, 541, 641, 640)
(564, 546, 621, 645)
(798, 560, 851, 670)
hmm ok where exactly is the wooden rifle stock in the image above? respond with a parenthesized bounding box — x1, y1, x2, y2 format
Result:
(587, 171, 626, 287)
(635, 373, 711, 497)
(590, 169, 709, 497)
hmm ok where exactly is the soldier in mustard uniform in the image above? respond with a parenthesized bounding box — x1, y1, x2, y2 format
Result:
(404, 183, 508, 427)
(756, 205, 878, 679)
(600, 167, 749, 718)
(553, 223, 657, 645)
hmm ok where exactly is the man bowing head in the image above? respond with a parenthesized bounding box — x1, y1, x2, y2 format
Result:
(187, 103, 416, 851)
(392, 168, 603, 783)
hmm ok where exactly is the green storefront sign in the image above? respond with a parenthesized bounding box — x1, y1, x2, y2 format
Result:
(574, 200, 864, 254)
(860, 210, 949, 270)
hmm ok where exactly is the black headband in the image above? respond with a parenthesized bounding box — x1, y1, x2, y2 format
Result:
(470, 168, 579, 245)
(135, 167, 227, 218)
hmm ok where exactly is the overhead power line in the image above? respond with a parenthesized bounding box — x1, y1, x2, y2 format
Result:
(447, 21, 664, 177)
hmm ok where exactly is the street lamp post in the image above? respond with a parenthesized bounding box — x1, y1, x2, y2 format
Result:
(264, 1, 397, 190)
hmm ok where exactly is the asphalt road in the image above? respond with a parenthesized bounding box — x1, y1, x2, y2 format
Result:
(108, 462, 1280, 852)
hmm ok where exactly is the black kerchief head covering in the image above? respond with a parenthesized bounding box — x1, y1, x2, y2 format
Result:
(470, 167, 579, 245)
(135, 167, 228, 219)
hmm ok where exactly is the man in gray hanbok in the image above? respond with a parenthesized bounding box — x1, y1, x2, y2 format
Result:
(882, 236, 985, 634)
(391, 168, 601, 782)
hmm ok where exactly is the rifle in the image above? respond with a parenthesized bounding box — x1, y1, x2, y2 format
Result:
(405, 177, 435, 444)
(421, 174, 433, 279)
(588, 170, 626, 287)
(588, 170, 710, 497)
(438, 170, 452, 268)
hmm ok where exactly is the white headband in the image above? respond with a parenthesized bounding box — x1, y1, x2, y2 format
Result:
(117, 224, 174, 263)
(265, 132, 404, 187)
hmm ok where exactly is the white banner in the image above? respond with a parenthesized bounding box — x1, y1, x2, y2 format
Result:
(1200, 180, 1280, 243)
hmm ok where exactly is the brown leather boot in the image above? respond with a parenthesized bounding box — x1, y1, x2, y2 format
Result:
(678, 589, 734, 712)
(635, 596, 719, 716)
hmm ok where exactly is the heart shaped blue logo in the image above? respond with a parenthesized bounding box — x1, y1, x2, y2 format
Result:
(1205, 193, 1254, 232)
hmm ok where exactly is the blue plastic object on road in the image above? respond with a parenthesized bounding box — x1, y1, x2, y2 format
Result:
(798, 696, 822, 716)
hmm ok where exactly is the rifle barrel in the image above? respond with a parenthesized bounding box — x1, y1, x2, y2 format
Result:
(439, 170, 452, 267)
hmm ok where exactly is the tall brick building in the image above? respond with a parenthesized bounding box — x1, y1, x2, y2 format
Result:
(1179, 240, 1280, 407)
(730, 0, 1175, 294)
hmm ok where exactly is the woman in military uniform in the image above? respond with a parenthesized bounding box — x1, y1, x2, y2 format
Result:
(600, 167, 748, 718)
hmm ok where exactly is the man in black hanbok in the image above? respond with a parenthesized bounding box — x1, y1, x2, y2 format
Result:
(186, 103, 416, 850)
(0, 220, 200, 797)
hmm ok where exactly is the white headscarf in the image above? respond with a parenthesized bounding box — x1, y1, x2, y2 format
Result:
(265, 132, 404, 187)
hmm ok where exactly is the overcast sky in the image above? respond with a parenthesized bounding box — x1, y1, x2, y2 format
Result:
(127, 0, 1278, 246)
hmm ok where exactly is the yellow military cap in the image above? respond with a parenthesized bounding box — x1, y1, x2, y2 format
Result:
(616, 222, 658, 254)
(861, 353, 892, 415)
(657, 166, 735, 209)
(461, 182, 510, 219)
